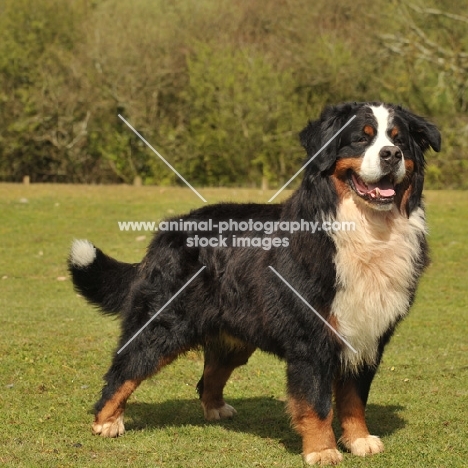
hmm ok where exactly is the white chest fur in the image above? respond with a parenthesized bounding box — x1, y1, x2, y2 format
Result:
(330, 197, 427, 371)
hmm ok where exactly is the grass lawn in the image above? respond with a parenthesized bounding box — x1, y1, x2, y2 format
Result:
(0, 184, 467, 467)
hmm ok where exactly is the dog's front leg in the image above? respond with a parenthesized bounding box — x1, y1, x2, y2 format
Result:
(334, 369, 384, 457)
(286, 360, 343, 466)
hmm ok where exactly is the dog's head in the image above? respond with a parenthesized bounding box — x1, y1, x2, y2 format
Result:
(300, 102, 441, 216)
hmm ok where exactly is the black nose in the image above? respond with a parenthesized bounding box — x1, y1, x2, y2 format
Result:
(379, 146, 402, 166)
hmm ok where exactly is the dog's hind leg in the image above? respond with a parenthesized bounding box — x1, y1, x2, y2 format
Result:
(92, 329, 185, 437)
(196, 333, 255, 421)
(92, 375, 142, 438)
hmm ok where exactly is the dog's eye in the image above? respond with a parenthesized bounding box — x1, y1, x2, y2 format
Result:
(353, 136, 368, 144)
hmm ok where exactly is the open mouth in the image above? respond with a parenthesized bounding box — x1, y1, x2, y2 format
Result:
(348, 172, 396, 205)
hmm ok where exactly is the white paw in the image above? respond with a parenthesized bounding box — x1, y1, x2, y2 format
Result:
(304, 448, 343, 465)
(92, 414, 125, 437)
(349, 435, 384, 456)
(202, 402, 237, 421)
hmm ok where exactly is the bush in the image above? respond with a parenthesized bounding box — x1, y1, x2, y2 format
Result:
(0, 0, 467, 188)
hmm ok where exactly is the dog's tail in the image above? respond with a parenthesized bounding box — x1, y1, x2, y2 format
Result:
(68, 239, 138, 315)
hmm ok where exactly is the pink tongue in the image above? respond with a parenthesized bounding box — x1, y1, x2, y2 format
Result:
(367, 180, 395, 198)
(352, 174, 395, 198)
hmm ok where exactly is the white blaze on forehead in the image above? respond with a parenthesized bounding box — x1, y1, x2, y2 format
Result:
(359, 105, 405, 183)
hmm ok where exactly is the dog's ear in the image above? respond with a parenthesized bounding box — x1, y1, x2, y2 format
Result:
(300, 103, 359, 174)
(299, 119, 327, 170)
(299, 113, 340, 173)
(395, 108, 441, 216)
(398, 108, 441, 153)
(412, 117, 441, 153)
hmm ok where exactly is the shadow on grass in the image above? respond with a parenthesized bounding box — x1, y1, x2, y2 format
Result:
(124, 398, 406, 454)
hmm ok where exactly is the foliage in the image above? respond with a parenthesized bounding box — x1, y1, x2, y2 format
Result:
(183, 43, 302, 187)
(1, 0, 468, 187)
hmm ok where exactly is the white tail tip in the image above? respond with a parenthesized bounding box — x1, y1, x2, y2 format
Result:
(70, 239, 96, 268)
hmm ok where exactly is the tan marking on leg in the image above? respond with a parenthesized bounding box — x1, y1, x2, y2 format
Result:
(93, 379, 141, 437)
(288, 396, 342, 465)
(93, 352, 182, 437)
(201, 364, 235, 420)
(200, 341, 255, 421)
(334, 380, 384, 456)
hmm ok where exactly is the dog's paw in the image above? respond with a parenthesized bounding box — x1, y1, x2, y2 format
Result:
(304, 448, 343, 465)
(202, 402, 237, 421)
(349, 435, 384, 456)
(92, 414, 125, 437)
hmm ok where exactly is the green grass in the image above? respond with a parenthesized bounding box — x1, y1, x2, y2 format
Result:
(0, 184, 467, 467)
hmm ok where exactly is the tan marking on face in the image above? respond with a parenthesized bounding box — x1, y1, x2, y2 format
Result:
(404, 159, 414, 174)
(334, 158, 363, 178)
(390, 126, 399, 139)
(363, 125, 375, 137)
(331, 158, 363, 200)
(395, 160, 415, 216)
(331, 175, 352, 200)
(398, 182, 411, 216)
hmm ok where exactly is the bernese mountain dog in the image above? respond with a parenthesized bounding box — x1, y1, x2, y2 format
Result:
(69, 102, 441, 465)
